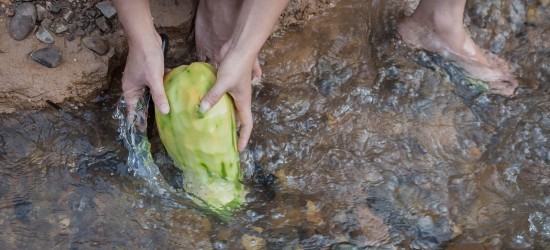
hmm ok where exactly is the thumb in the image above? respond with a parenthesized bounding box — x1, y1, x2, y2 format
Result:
(200, 83, 226, 113)
(149, 79, 170, 114)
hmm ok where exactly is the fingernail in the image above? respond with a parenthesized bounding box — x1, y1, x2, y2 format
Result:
(160, 103, 170, 114)
(199, 101, 211, 113)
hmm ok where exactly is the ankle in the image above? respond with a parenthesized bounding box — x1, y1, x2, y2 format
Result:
(409, 10, 464, 35)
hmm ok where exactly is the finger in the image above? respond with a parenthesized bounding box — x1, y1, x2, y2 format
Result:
(199, 83, 226, 113)
(121, 85, 145, 128)
(234, 107, 241, 128)
(122, 85, 142, 114)
(149, 77, 170, 114)
(235, 103, 253, 152)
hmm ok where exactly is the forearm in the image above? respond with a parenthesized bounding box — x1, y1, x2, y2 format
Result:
(112, 0, 160, 49)
(227, 0, 289, 57)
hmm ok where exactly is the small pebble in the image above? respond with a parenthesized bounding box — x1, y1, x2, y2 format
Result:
(45, 1, 61, 13)
(63, 10, 74, 22)
(9, 2, 36, 41)
(90, 29, 103, 37)
(95, 16, 110, 32)
(95, 0, 116, 18)
(85, 9, 97, 19)
(30, 44, 62, 68)
(82, 36, 109, 55)
(67, 23, 77, 33)
(35, 4, 51, 21)
(65, 33, 75, 41)
(36, 26, 54, 43)
(85, 23, 96, 34)
(5, 5, 15, 17)
(40, 18, 52, 29)
(54, 23, 68, 34)
(76, 19, 89, 28)
(74, 27, 86, 36)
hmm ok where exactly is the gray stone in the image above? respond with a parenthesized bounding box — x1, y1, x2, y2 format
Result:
(35, 4, 52, 22)
(68, 23, 77, 34)
(74, 28, 86, 36)
(65, 33, 75, 41)
(63, 10, 74, 22)
(85, 23, 96, 34)
(85, 9, 97, 19)
(76, 19, 89, 28)
(45, 1, 61, 14)
(36, 26, 54, 44)
(40, 18, 52, 29)
(9, 2, 36, 41)
(95, 16, 110, 33)
(54, 23, 68, 34)
(30, 45, 62, 68)
(82, 36, 109, 55)
(95, 1, 116, 18)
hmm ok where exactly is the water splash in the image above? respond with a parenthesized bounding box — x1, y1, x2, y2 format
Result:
(113, 93, 172, 195)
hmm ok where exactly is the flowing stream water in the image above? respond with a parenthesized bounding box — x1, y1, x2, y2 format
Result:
(1, 0, 549, 249)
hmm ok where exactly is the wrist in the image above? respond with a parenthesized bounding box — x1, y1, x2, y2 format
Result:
(224, 38, 260, 61)
(127, 31, 162, 53)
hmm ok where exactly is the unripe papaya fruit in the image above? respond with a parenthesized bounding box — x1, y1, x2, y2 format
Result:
(155, 62, 246, 218)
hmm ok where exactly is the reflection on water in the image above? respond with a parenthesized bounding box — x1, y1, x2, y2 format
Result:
(1, 0, 549, 248)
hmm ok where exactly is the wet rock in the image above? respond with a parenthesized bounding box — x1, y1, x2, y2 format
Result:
(9, 2, 36, 41)
(241, 234, 266, 250)
(40, 18, 52, 29)
(82, 36, 109, 55)
(35, 26, 54, 44)
(509, 0, 526, 34)
(45, 1, 60, 14)
(63, 10, 74, 22)
(59, 217, 70, 229)
(30, 45, 62, 68)
(490, 32, 508, 54)
(95, 16, 110, 33)
(95, 0, 116, 18)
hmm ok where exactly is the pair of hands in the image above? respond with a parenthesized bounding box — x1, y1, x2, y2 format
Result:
(121, 35, 260, 152)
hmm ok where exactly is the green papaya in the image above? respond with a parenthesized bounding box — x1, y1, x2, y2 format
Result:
(155, 62, 246, 218)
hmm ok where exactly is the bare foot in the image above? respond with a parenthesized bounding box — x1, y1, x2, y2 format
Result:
(398, 17, 518, 96)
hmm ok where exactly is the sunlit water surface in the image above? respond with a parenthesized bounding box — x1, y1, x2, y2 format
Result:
(1, 0, 549, 249)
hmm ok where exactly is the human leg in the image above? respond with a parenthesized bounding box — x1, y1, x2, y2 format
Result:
(398, 0, 518, 96)
(194, 0, 261, 80)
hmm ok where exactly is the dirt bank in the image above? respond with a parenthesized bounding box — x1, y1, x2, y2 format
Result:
(0, 0, 337, 114)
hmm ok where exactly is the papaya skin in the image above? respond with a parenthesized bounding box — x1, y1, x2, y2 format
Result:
(155, 62, 246, 218)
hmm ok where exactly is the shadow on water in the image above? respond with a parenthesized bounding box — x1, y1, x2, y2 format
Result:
(1, 0, 549, 248)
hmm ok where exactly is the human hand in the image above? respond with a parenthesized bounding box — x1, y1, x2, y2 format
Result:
(121, 34, 170, 116)
(199, 44, 262, 152)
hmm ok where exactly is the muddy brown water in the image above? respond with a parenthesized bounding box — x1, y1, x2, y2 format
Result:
(1, 0, 549, 249)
